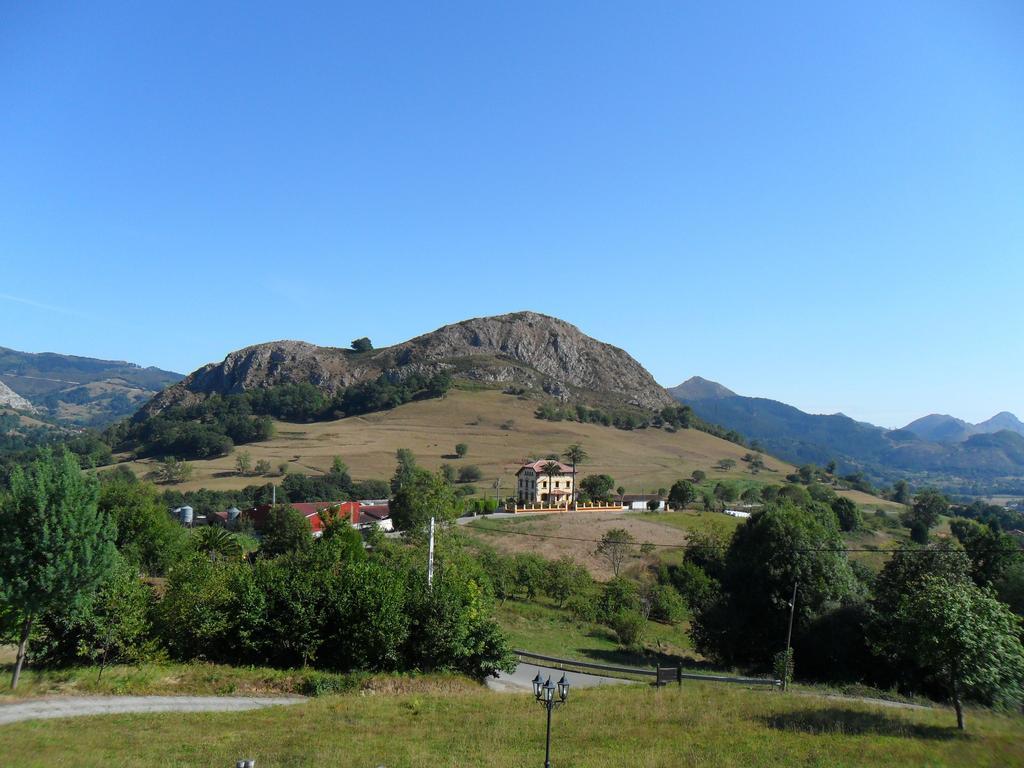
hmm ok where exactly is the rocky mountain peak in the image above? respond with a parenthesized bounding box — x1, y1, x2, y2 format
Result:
(141, 312, 675, 416)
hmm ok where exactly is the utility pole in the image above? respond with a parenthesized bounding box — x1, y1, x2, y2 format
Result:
(493, 477, 501, 512)
(783, 580, 798, 691)
(427, 516, 435, 590)
(272, 484, 276, 506)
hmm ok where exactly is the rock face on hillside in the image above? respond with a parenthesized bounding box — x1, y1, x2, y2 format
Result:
(141, 312, 675, 417)
(0, 346, 182, 426)
(0, 380, 37, 413)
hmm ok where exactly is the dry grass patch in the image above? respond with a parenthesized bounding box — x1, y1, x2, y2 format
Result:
(112, 389, 799, 496)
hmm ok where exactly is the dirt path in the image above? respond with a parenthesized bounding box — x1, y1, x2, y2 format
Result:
(0, 695, 306, 725)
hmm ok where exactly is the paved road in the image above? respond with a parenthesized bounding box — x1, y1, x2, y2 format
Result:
(487, 663, 637, 693)
(0, 695, 306, 725)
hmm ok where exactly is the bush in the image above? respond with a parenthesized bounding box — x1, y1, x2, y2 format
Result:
(565, 592, 598, 623)
(597, 577, 640, 624)
(458, 465, 483, 483)
(610, 610, 646, 647)
(299, 670, 364, 696)
(647, 584, 686, 624)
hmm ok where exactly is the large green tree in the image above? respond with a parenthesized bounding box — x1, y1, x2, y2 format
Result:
(579, 473, 615, 503)
(98, 476, 188, 575)
(390, 469, 460, 532)
(0, 450, 117, 688)
(903, 488, 948, 542)
(692, 502, 857, 665)
(668, 479, 697, 509)
(390, 448, 418, 494)
(260, 506, 313, 557)
(890, 575, 1024, 730)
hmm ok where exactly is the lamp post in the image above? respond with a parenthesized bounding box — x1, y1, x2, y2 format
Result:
(532, 672, 570, 768)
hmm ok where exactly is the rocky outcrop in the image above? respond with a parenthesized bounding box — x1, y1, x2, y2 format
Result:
(0, 380, 36, 413)
(142, 312, 675, 416)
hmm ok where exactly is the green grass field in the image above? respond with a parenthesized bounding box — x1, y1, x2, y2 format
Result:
(2, 679, 1020, 767)
(495, 598, 699, 671)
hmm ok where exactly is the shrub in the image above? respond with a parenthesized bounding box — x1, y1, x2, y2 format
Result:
(565, 592, 598, 623)
(647, 584, 686, 624)
(610, 610, 646, 647)
(458, 465, 483, 483)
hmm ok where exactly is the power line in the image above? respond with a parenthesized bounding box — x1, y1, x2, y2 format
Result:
(466, 523, 1023, 554)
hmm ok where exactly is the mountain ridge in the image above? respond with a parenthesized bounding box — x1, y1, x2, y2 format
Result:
(671, 376, 1024, 494)
(0, 346, 183, 427)
(142, 312, 676, 417)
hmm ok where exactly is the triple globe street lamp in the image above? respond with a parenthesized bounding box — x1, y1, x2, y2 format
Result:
(531, 672, 571, 768)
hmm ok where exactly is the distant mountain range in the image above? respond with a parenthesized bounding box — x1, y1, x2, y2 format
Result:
(671, 376, 1024, 494)
(0, 347, 183, 427)
(902, 412, 1024, 443)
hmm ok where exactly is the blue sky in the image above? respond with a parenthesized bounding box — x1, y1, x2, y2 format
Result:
(1, 1, 1021, 427)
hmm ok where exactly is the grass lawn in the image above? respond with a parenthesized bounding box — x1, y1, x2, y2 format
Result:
(0, 656, 474, 700)
(2, 680, 1021, 767)
(632, 509, 745, 538)
(494, 598, 703, 672)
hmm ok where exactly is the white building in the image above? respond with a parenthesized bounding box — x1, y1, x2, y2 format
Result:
(516, 460, 574, 505)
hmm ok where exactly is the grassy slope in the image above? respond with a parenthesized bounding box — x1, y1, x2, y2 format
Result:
(495, 597, 701, 669)
(2, 681, 1020, 767)
(117, 388, 798, 494)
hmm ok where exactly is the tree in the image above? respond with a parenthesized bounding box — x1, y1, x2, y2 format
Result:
(235, 450, 252, 475)
(454, 443, 468, 459)
(713, 482, 739, 505)
(98, 476, 188, 575)
(155, 456, 193, 484)
(616, 486, 625, 505)
(563, 444, 588, 510)
(254, 459, 272, 475)
(0, 450, 117, 688)
(826, 460, 837, 475)
(595, 528, 636, 577)
(715, 458, 736, 471)
(330, 456, 348, 476)
(902, 489, 948, 542)
(892, 479, 911, 506)
(390, 448, 418, 494)
(457, 465, 483, 483)
(439, 463, 456, 484)
(579, 474, 615, 503)
(691, 470, 706, 483)
(350, 337, 373, 352)
(691, 502, 857, 665)
(831, 496, 862, 532)
(889, 576, 1024, 730)
(540, 460, 563, 506)
(949, 518, 1021, 587)
(193, 526, 243, 562)
(31, 554, 156, 675)
(390, 469, 460, 532)
(261, 505, 313, 557)
(544, 557, 591, 607)
(668, 480, 697, 510)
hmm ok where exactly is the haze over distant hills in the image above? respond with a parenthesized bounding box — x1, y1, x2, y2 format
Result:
(671, 376, 1024, 494)
(902, 412, 1024, 443)
(0, 346, 183, 427)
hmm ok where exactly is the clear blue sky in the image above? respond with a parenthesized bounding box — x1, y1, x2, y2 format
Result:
(2, 1, 1021, 428)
